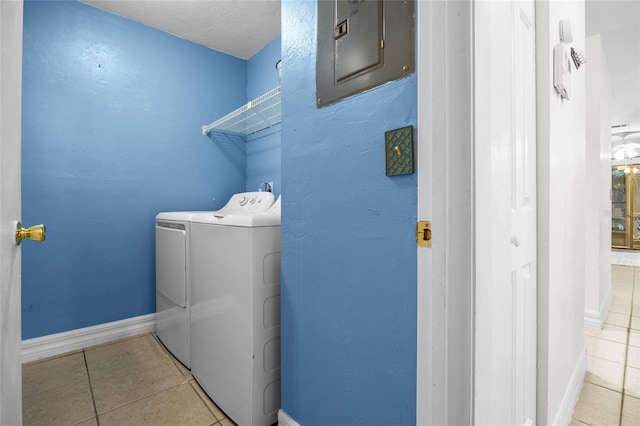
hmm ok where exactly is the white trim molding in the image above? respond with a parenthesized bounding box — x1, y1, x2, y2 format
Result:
(552, 350, 587, 426)
(584, 284, 612, 329)
(278, 409, 300, 426)
(21, 313, 156, 363)
(416, 1, 474, 424)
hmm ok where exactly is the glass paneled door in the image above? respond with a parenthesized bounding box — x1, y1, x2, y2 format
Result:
(612, 165, 640, 249)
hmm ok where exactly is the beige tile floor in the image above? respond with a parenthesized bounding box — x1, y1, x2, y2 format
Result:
(572, 264, 640, 426)
(23, 264, 640, 426)
(22, 333, 238, 426)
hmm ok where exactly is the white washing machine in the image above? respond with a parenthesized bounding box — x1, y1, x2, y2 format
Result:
(155, 192, 274, 369)
(155, 211, 200, 368)
(190, 195, 281, 426)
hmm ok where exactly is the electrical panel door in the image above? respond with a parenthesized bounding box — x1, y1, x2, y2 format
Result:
(317, 0, 415, 108)
(334, 1, 383, 83)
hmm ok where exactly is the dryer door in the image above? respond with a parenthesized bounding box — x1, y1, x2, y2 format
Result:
(156, 224, 187, 308)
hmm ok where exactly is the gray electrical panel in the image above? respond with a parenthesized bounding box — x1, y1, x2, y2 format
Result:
(317, 0, 415, 108)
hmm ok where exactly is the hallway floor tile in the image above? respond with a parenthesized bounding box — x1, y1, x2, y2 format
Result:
(573, 264, 640, 426)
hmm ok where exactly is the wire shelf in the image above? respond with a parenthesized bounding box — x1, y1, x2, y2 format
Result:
(202, 86, 281, 136)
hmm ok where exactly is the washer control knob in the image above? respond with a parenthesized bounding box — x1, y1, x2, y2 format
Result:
(249, 197, 256, 205)
(239, 197, 248, 206)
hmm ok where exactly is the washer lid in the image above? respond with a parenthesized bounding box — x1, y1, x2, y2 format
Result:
(190, 211, 280, 227)
(156, 211, 204, 221)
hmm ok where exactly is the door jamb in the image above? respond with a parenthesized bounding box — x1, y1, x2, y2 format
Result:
(416, 1, 475, 424)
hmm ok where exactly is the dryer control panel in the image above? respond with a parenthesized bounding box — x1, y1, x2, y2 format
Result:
(217, 192, 275, 215)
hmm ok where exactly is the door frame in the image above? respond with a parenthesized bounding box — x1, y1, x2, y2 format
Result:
(0, 0, 24, 424)
(416, 1, 475, 424)
(416, 2, 538, 424)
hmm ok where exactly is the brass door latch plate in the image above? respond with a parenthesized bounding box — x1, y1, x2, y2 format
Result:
(416, 221, 431, 247)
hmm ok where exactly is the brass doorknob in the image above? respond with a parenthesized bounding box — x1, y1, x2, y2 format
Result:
(16, 222, 46, 245)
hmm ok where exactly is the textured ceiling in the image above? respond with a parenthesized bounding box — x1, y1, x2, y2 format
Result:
(82, 0, 281, 60)
(586, 0, 640, 136)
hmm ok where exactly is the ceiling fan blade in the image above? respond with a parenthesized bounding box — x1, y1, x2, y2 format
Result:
(613, 130, 640, 140)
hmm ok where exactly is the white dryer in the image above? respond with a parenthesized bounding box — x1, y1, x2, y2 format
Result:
(190, 195, 281, 426)
(155, 211, 200, 368)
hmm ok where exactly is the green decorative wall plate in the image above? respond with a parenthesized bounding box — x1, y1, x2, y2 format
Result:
(385, 125, 414, 176)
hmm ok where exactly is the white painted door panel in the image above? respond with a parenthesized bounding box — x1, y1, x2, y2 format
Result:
(0, 1, 24, 424)
(511, 4, 537, 423)
(475, 1, 536, 425)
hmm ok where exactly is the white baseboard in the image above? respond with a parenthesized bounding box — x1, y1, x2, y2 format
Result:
(584, 283, 612, 329)
(278, 409, 300, 426)
(551, 350, 587, 426)
(22, 313, 156, 364)
(584, 310, 602, 329)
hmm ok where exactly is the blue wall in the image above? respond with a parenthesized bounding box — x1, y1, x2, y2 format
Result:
(246, 36, 281, 196)
(21, 0, 247, 339)
(280, 2, 417, 425)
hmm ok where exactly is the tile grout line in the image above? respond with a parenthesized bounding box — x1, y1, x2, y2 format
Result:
(618, 267, 636, 426)
(95, 381, 187, 418)
(82, 349, 101, 426)
(149, 332, 193, 381)
(149, 333, 228, 424)
(583, 349, 626, 368)
(584, 332, 628, 347)
(189, 379, 225, 423)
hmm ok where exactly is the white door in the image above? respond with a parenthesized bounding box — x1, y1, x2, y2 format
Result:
(0, 1, 24, 424)
(474, 1, 536, 425)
